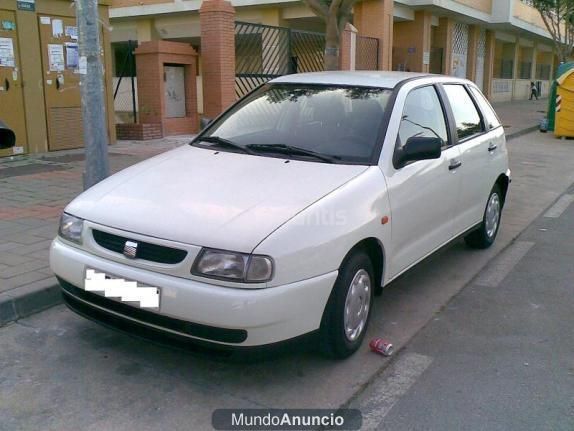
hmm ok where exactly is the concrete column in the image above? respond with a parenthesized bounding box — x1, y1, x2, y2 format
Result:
(483, 30, 496, 99)
(136, 19, 158, 43)
(200, 0, 236, 118)
(339, 24, 357, 71)
(354, 0, 393, 70)
(467, 25, 480, 82)
(261, 7, 286, 26)
(512, 41, 519, 100)
(531, 43, 538, 81)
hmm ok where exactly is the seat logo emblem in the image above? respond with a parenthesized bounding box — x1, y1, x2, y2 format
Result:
(123, 240, 138, 259)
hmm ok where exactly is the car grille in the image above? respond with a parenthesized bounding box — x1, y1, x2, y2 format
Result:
(92, 229, 188, 264)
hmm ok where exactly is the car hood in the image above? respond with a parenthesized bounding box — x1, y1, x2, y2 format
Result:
(67, 145, 368, 252)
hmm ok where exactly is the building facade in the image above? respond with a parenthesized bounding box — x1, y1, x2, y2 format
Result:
(108, 0, 558, 128)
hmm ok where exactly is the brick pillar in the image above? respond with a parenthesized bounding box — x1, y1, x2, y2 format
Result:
(354, 0, 393, 70)
(122, 40, 198, 140)
(200, 0, 236, 119)
(339, 24, 357, 71)
(483, 30, 496, 100)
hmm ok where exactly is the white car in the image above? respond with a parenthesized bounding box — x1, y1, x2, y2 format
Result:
(50, 72, 510, 358)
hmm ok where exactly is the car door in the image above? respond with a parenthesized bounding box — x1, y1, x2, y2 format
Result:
(385, 85, 463, 278)
(441, 84, 500, 235)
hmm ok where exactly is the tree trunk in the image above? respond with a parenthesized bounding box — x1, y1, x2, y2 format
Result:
(324, 16, 340, 71)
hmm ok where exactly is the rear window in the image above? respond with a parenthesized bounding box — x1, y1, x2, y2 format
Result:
(469, 86, 501, 130)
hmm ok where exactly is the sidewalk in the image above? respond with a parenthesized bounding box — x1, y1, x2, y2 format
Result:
(0, 98, 553, 326)
(492, 98, 547, 138)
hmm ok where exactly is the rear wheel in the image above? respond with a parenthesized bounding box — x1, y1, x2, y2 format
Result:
(465, 184, 503, 249)
(319, 251, 374, 359)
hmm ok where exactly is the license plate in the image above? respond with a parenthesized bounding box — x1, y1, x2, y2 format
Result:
(84, 268, 160, 309)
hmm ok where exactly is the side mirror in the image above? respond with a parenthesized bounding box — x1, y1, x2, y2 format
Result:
(394, 136, 442, 168)
(0, 120, 16, 150)
(200, 117, 213, 130)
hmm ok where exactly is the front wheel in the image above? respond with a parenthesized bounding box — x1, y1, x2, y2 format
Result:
(465, 184, 503, 249)
(319, 251, 374, 359)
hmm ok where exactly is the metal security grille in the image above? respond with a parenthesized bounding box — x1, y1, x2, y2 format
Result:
(355, 35, 379, 70)
(290, 29, 325, 73)
(475, 29, 486, 90)
(451, 22, 469, 78)
(235, 21, 325, 98)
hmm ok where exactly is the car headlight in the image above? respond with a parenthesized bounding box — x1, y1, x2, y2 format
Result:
(192, 248, 274, 283)
(58, 213, 84, 244)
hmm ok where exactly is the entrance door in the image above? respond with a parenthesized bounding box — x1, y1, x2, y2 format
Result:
(38, 15, 84, 151)
(0, 10, 27, 156)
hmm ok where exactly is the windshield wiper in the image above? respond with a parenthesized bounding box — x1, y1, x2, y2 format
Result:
(247, 144, 339, 163)
(197, 136, 256, 155)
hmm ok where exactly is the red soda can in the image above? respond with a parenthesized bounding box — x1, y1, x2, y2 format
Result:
(369, 338, 393, 356)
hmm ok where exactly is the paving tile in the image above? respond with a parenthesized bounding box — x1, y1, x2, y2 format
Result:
(1, 234, 49, 245)
(0, 259, 47, 279)
(8, 239, 53, 256)
(0, 271, 51, 293)
(0, 252, 35, 266)
(0, 242, 21, 252)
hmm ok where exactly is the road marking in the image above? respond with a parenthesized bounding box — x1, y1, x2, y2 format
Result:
(359, 353, 433, 430)
(475, 241, 535, 287)
(544, 194, 574, 218)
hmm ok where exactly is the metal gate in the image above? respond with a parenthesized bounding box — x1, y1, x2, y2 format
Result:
(355, 35, 379, 70)
(235, 21, 325, 98)
(113, 40, 137, 124)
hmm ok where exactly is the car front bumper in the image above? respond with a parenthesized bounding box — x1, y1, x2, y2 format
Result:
(50, 238, 337, 346)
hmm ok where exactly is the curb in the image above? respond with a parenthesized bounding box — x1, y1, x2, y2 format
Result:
(0, 278, 62, 327)
(0, 124, 541, 328)
(505, 125, 539, 141)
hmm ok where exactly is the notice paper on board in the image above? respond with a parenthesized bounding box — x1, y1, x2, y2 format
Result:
(65, 43, 79, 70)
(52, 19, 63, 37)
(48, 44, 65, 72)
(0, 37, 15, 67)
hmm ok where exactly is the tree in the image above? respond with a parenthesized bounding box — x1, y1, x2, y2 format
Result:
(302, 0, 358, 70)
(533, 0, 574, 63)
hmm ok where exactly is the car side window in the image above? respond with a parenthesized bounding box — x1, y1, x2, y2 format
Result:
(443, 85, 485, 140)
(398, 86, 449, 149)
(469, 86, 501, 130)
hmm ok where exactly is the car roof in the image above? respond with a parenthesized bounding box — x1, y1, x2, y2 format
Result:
(270, 71, 441, 89)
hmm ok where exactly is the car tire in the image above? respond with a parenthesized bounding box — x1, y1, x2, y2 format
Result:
(319, 250, 374, 359)
(464, 184, 503, 249)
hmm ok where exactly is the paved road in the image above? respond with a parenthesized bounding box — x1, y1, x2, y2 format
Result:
(1, 130, 574, 431)
(353, 187, 574, 430)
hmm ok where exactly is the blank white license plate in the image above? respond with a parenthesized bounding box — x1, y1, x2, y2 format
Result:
(84, 268, 160, 309)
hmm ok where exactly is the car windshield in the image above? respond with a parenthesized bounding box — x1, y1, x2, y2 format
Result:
(193, 84, 392, 164)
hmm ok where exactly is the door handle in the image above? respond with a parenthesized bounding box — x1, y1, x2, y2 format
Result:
(488, 143, 497, 152)
(4, 79, 8, 91)
(449, 159, 462, 171)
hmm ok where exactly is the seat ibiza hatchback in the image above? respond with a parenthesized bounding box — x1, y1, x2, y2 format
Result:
(51, 72, 510, 358)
